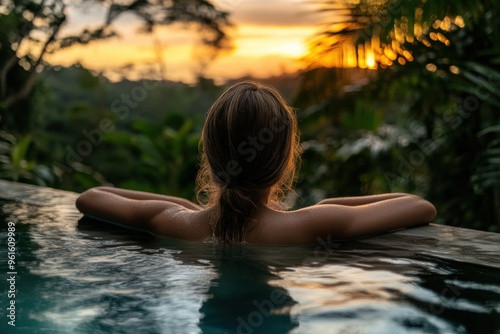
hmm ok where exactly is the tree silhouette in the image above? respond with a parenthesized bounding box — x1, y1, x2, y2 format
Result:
(0, 0, 231, 111)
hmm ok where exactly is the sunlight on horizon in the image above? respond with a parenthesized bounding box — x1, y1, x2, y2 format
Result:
(47, 24, 315, 83)
(43, 0, 321, 83)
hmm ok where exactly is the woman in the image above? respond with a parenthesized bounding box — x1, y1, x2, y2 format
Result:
(76, 81, 436, 245)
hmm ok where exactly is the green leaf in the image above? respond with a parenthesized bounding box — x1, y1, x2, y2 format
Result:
(11, 135, 32, 170)
(477, 125, 500, 137)
(103, 131, 133, 145)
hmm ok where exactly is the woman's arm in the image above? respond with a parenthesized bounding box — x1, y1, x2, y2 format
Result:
(75, 187, 201, 239)
(317, 193, 410, 206)
(302, 194, 436, 241)
(89, 186, 202, 210)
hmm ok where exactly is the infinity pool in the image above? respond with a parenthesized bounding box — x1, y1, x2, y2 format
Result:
(1, 182, 499, 334)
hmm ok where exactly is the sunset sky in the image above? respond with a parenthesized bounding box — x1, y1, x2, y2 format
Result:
(46, 0, 324, 83)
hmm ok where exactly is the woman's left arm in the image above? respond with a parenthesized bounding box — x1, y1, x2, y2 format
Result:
(299, 194, 437, 242)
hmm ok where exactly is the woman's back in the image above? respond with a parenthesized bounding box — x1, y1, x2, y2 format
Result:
(76, 187, 436, 246)
(76, 81, 436, 245)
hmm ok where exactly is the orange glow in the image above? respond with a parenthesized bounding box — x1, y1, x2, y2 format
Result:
(306, 9, 467, 72)
(454, 16, 465, 28)
(357, 45, 366, 68)
(48, 40, 191, 68)
(45, 21, 315, 83)
(402, 50, 413, 62)
(232, 25, 314, 59)
(440, 16, 453, 31)
(384, 47, 397, 61)
(426, 63, 437, 72)
(365, 49, 376, 69)
(344, 44, 357, 68)
(450, 65, 460, 74)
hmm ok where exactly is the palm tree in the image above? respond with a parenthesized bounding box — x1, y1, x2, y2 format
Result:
(296, 0, 500, 231)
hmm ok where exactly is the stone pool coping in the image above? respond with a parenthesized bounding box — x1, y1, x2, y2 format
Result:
(1, 180, 499, 269)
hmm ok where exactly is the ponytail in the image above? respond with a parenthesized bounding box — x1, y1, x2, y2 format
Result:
(197, 81, 302, 244)
(214, 186, 259, 243)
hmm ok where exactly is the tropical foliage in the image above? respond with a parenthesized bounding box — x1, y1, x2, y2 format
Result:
(0, 131, 54, 184)
(296, 0, 500, 231)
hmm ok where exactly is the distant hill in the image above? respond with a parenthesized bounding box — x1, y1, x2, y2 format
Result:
(225, 71, 303, 101)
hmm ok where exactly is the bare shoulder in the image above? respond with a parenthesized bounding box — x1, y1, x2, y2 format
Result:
(248, 195, 436, 246)
(247, 204, 352, 246)
(76, 187, 212, 241)
(150, 205, 212, 241)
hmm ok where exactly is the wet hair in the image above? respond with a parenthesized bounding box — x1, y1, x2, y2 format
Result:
(196, 81, 302, 244)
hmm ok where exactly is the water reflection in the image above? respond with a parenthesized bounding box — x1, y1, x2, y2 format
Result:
(198, 247, 298, 333)
(78, 217, 300, 333)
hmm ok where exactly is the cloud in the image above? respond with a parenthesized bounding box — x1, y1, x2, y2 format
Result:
(229, 0, 320, 27)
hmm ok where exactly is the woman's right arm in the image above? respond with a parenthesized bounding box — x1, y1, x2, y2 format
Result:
(89, 186, 202, 210)
(75, 188, 201, 239)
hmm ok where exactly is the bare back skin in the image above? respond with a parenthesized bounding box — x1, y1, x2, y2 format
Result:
(76, 187, 437, 246)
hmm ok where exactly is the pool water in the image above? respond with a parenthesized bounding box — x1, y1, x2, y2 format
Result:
(0, 193, 499, 334)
